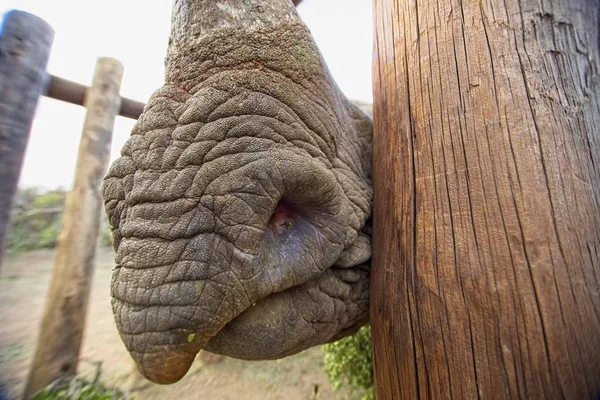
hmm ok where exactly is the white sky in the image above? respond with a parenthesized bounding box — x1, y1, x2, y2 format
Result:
(0, 0, 373, 189)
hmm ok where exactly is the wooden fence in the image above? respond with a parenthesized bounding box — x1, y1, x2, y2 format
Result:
(0, 10, 145, 397)
(0, 11, 144, 264)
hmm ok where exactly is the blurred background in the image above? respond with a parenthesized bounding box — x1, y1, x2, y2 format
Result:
(0, 1, 373, 399)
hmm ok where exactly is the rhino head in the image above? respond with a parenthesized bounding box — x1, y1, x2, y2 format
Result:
(102, 0, 372, 384)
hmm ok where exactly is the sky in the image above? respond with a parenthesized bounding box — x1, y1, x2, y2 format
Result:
(0, 0, 373, 189)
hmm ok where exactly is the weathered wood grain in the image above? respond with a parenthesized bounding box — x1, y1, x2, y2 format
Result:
(371, 0, 600, 398)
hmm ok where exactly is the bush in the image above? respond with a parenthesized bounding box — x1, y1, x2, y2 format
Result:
(5, 189, 66, 253)
(29, 365, 126, 400)
(323, 324, 374, 400)
(5, 188, 113, 254)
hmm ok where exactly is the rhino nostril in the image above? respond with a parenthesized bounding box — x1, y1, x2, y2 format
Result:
(268, 200, 295, 231)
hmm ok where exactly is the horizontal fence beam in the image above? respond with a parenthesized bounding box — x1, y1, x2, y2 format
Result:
(44, 74, 144, 120)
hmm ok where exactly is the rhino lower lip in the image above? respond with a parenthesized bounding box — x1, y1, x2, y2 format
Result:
(204, 263, 368, 358)
(134, 269, 330, 384)
(132, 260, 368, 384)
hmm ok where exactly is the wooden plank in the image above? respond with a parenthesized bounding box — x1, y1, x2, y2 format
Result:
(0, 11, 54, 265)
(45, 74, 144, 119)
(24, 57, 124, 398)
(370, 0, 600, 398)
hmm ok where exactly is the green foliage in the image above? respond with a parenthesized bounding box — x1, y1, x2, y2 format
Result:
(323, 325, 374, 400)
(31, 191, 67, 209)
(29, 365, 126, 400)
(5, 187, 113, 253)
(99, 220, 114, 248)
(38, 216, 64, 249)
(6, 188, 66, 253)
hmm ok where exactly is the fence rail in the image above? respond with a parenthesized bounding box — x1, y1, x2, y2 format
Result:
(45, 74, 144, 119)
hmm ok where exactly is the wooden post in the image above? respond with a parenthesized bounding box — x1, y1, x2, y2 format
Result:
(0, 11, 53, 265)
(371, 0, 600, 398)
(24, 58, 123, 398)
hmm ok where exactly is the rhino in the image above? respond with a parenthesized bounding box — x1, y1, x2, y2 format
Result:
(102, 0, 372, 384)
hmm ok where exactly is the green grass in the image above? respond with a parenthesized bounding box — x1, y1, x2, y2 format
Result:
(29, 365, 126, 400)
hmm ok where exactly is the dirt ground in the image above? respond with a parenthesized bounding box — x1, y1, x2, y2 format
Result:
(0, 248, 351, 400)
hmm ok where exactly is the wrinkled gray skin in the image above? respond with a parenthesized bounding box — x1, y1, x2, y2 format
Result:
(102, 0, 372, 384)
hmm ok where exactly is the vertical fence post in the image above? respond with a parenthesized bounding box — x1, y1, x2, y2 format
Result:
(24, 57, 123, 398)
(0, 11, 54, 266)
(371, 0, 600, 398)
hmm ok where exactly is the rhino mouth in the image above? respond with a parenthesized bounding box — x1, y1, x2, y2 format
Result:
(110, 167, 370, 385)
(114, 255, 369, 385)
(204, 262, 370, 360)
